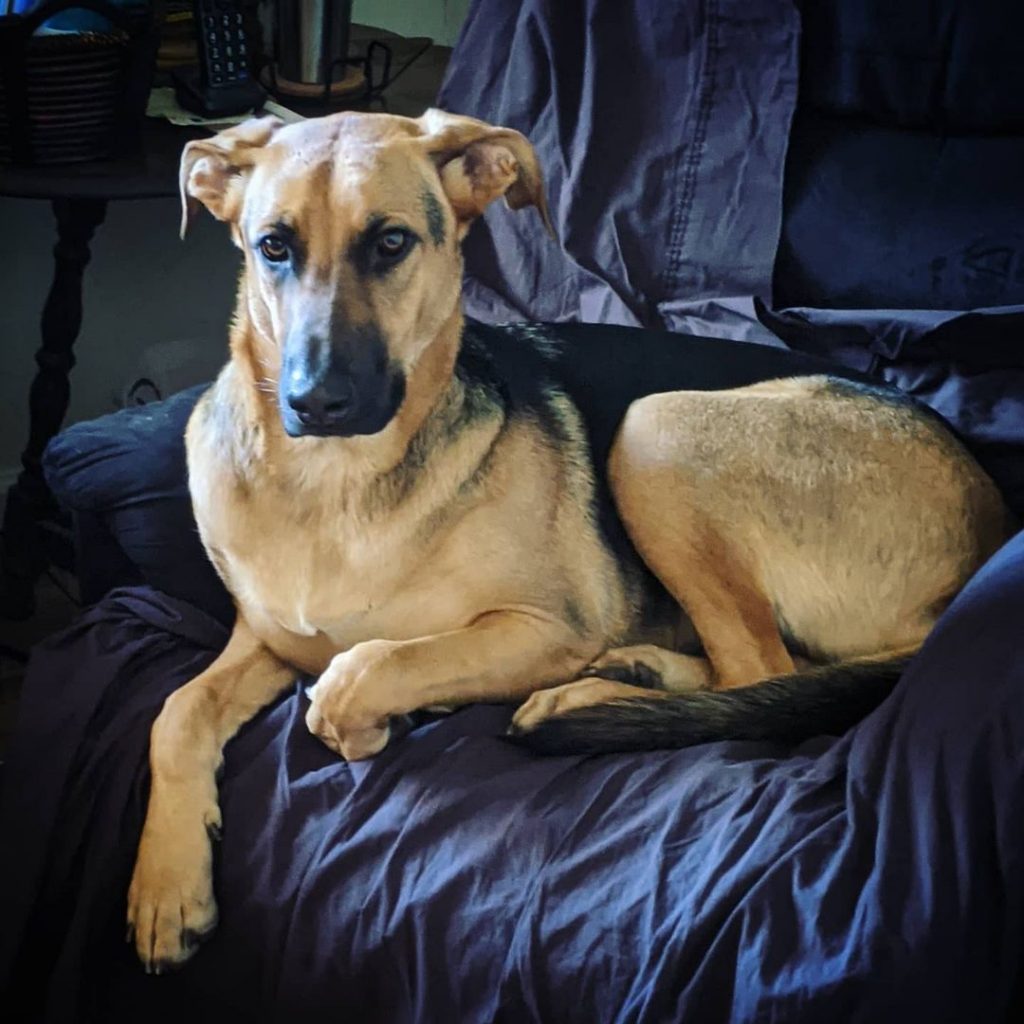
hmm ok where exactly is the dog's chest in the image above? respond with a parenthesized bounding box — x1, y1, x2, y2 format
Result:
(212, 501, 499, 651)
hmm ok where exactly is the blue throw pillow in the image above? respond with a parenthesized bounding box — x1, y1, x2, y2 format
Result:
(42, 385, 234, 624)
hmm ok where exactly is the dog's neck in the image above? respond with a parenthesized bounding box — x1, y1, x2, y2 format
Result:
(224, 301, 470, 492)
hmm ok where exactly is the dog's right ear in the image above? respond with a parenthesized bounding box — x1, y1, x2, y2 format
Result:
(179, 116, 283, 238)
(416, 108, 554, 240)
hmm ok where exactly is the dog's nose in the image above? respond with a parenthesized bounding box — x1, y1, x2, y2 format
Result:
(286, 379, 354, 426)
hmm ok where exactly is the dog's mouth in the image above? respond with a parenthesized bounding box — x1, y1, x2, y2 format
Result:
(279, 372, 406, 439)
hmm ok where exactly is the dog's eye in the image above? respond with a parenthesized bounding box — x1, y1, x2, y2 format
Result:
(259, 235, 290, 263)
(376, 229, 410, 260)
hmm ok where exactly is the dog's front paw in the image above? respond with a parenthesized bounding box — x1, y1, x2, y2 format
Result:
(127, 800, 220, 973)
(305, 640, 399, 760)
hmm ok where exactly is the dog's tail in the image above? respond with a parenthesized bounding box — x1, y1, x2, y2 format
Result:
(509, 654, 914, 756)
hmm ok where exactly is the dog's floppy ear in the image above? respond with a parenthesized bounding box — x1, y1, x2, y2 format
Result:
(416, 108, 554, 239)
(179, 116, 283, 238)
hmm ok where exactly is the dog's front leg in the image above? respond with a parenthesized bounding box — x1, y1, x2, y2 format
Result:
(306, 611, 596, 760)
(127, 617, 293, 972)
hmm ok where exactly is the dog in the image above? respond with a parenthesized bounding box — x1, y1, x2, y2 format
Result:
(126, 109, 1013, 971)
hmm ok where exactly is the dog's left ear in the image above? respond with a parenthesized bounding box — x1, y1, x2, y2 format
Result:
(417, 108, 554, 239)
(179, 116, 283, 239)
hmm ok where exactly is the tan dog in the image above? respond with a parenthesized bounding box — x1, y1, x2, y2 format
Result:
(126, 109, 1012, 971)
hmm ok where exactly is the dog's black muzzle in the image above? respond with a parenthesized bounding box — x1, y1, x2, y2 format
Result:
(279, 328, 405, 438)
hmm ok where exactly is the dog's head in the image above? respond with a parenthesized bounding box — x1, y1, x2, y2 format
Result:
(180, 110, 550, 438)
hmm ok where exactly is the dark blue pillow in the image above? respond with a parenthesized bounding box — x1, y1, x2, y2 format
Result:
(42, 385, 234, 624)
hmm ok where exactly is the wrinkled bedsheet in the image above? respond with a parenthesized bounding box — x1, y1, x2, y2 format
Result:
(2, 531, 1022, 1023)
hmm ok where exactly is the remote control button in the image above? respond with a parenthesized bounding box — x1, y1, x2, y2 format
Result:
(225, 45, 233, 57)
(212, 61, 223, 73)
(237, 69, 249, 79)
(212, 73, 224, 84)
(204, 15, 213, 27)
(235, 12, 242, 23)
(226, 60, 235, 72)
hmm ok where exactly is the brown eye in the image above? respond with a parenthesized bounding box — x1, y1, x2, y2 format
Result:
(376, 229, 410, 260)
(259, 235, 289, 263)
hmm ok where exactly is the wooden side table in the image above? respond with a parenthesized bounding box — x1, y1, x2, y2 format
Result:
(0, 119, 203, 618)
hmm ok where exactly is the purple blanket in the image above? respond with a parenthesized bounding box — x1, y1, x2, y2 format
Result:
(2, 532, 1022, 1022)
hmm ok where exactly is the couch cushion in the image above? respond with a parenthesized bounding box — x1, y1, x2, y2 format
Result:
(775, 0, 1024, 311)
(798, 0, 1024, 134)
(774, 114, 1024, 310)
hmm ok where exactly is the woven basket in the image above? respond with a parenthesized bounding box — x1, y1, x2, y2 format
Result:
(0, 0, 164, 165)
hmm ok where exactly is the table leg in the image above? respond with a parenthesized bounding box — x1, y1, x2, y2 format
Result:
(0, 197, 107, 619)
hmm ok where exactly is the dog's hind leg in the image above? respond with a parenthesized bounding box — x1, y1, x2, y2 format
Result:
(511, 644, 709, 736)
(510, 675, 670, 734)
(510, 642, 825, 736)
(620, 509, 794, 690)
(127, 616, 293, 973)
(608, 395, 796, 689)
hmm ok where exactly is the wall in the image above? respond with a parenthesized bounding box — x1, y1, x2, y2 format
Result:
(352, 0, 470, 47)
